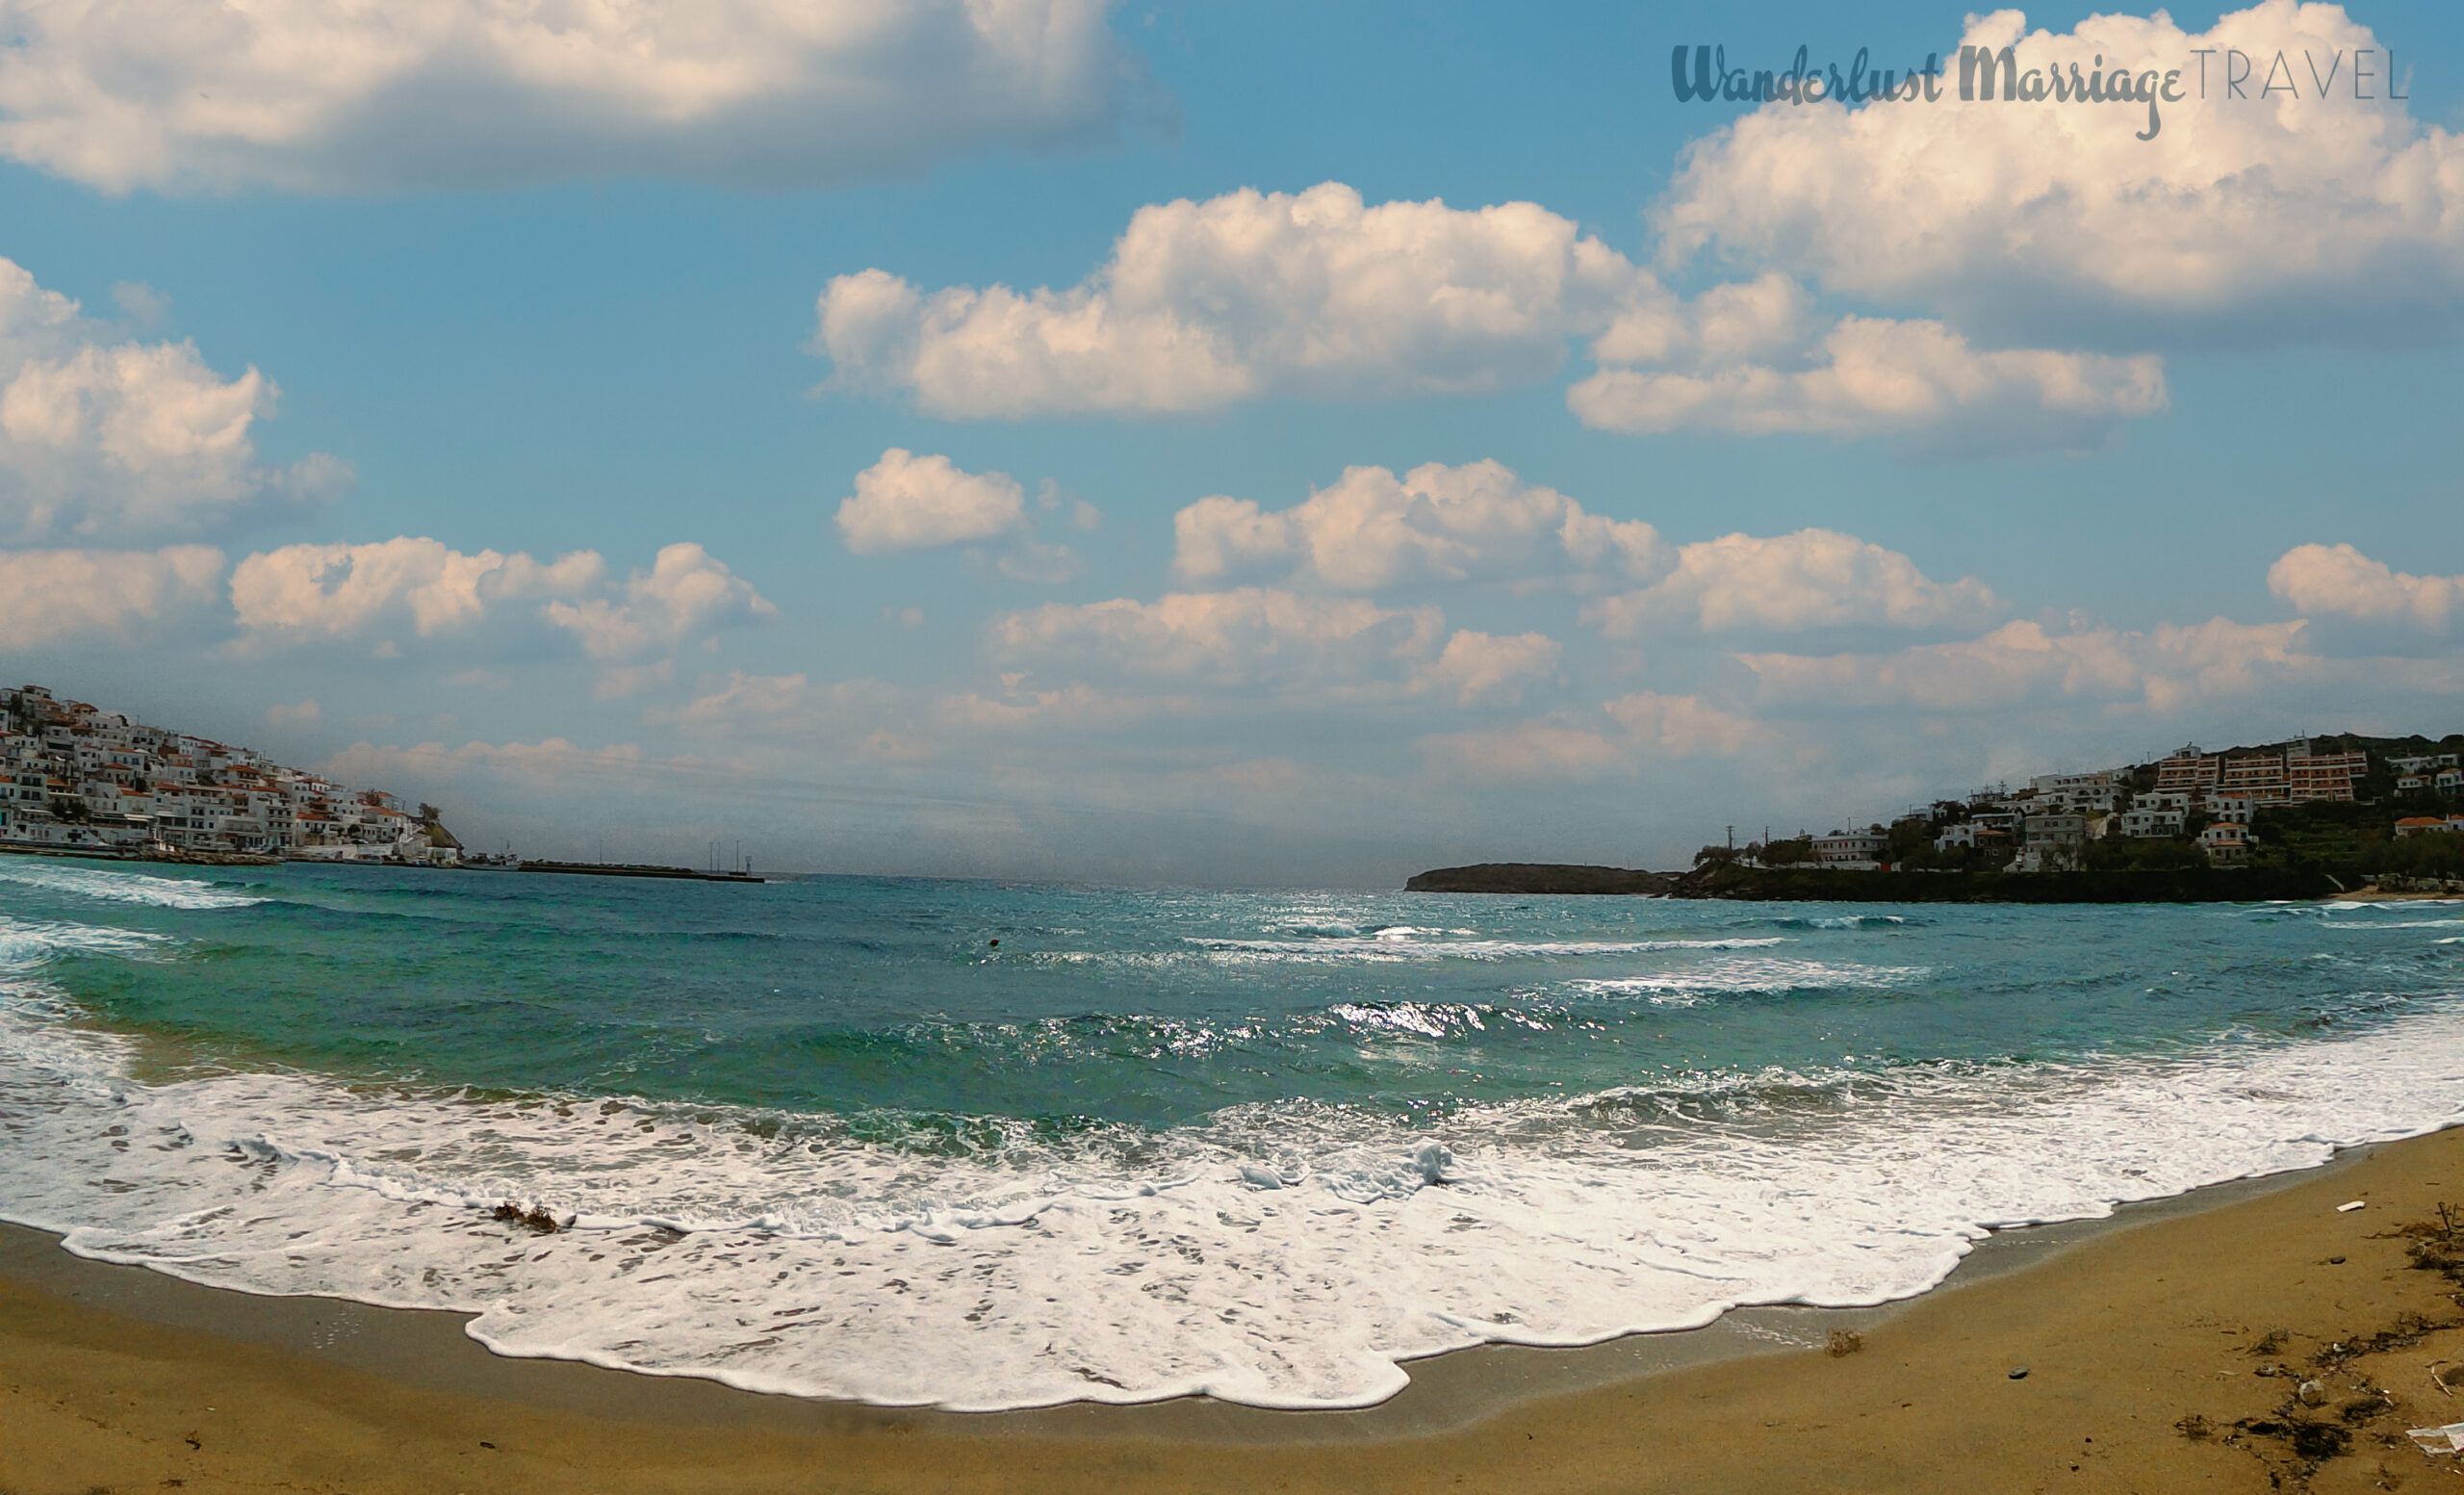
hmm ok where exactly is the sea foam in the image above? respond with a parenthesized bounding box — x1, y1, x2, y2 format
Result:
(0, 863, 265, 911)
(4, 890, 2463, 1412)
(2, 927, 2460, 1409)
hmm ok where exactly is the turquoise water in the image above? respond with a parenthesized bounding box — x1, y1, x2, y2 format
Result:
(14, 863, 2443, 1118)
(3, 857, 2462, 1408)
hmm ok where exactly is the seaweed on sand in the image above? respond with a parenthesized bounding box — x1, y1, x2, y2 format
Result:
(490, 1200, 568, 1234)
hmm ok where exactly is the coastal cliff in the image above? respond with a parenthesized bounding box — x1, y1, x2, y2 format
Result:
(1403, 863, 1675, 894)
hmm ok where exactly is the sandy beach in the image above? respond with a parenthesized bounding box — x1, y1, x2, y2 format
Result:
(2, 1124, 2457, 1494)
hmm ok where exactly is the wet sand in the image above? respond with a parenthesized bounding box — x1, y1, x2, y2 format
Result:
(4, 1124, 2461, 1493)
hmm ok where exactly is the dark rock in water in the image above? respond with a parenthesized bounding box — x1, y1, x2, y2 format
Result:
(1404, 863, 1674, 895)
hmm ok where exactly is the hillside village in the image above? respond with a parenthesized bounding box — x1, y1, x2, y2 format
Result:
(1716, 734, 2464, 884)
(0, 684, 459, 865)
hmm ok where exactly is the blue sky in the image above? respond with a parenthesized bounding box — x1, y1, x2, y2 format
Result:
(3, 0, 2460, 883)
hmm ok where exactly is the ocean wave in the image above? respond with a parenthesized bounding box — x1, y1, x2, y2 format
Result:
(0, 862, 265, 911)
(4, 987, 2461, 1411)
(0, 915, 173, 973)
(1183, 935, 1789, 961)
(2328, 919, 2464, 930)
(1720, 913, 1927, 931)
(9, 884, 2464, 1413)
(1564, 958, 1929, 1006)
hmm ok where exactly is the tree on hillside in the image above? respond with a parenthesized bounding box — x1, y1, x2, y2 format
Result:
(1757, 836, 1814, 867)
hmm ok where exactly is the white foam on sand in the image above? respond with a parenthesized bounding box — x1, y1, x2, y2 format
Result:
(2, 915, 2462, 1412)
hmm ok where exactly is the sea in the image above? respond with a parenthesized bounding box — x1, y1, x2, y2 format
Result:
(2, 857, 2461, 1411)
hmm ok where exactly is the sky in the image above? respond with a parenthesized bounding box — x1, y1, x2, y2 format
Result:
(2, 0, 2461, 886)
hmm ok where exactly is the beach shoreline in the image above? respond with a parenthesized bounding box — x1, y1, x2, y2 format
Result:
(6, 1124, 2459, 1491)
(0, 1147, 2355, 1443)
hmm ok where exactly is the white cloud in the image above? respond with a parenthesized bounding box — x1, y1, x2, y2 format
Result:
(1570, 312, 2167, 457)
(0, 257, 346, 542)
(653, 671, 821, 728)
(0, 0, 1161, 193)
(0, 544, 222, 648)
(816, 181, 2173, 454)
(2269, 543, 2459, 631)
(1584, 528, 2000, 637)
(1417, 691, 1762, 782)
(1173, 459, 1668, 591)
(836, 448, 1028, 554)
(996, 593, 1550, 711)
(1604, 691, 1766, 757)
(835, 448, 1082, 581)
(1739, 617, 2316, 715)
(231, 536, 772, 691)
(1423, 630, 1560, 707)
(1656, 4, 2464, 348)
(815, 182, 1645, 417)
(231, 536, 604, 643)
(542, 542, 778, 661)
(266, 699, 321, 728)
(993, 587, 1445, 692)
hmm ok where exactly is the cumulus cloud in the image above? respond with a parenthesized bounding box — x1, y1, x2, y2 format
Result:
(230, 536, 773, 691)
(266, 699, 321, 728)
(0, 0, 1163, 193)
(836, 448, 1028, 554)
(816, 181, 2172, 454)
(1570, 311, 2167, 458)
(0, 257, 346, 543)
(0, 544, 222, 648)
(1739, 617, 2316, 715)
(2269, 543, 2459, 631)
(1584, 528, 2000, 637)
(1173, 459, 1667, 591)
(994, 587, 1446, 692)
(1656, 3, 2464, 348)
(1418, 691, 1763, 782)
(1422, 630, 1560, 707)
(991, 581, 1562, 711)
(230, 537, 603, 643)
(540, 542, 778, 659)
(834, 448, 1082, 580)
(1604, 691, 1767, 757)
(815, 182, 1645, 417)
